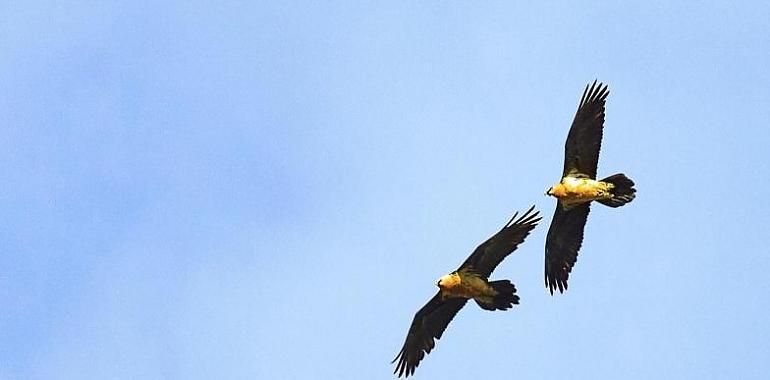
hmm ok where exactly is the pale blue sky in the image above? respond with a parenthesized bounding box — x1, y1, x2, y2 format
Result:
(2, 1, 769, 379)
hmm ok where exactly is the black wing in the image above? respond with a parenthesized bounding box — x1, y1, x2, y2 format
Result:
(544, 203, 590, 294)
(459, 206, 541, 279)
(562, 80, 609, 179)
(392, 293, 468, 378)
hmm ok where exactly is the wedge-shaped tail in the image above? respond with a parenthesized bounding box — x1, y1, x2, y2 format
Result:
(598, 173, 636, 208)
(475, 280, 519, 311)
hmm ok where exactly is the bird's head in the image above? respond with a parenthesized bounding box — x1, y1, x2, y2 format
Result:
(437, 272, 461, 289)
(546, 183, 566, 198)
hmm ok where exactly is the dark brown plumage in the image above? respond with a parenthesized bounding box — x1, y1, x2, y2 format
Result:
(561, 80, 609, 180)
(393, 207, 541, 377)
(545, 80, 636, 294)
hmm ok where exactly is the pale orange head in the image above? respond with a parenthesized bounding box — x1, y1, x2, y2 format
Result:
(437, 272, 461, 290)
(546, 183, 567, 198)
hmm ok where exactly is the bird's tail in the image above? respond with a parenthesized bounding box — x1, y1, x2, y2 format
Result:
(475, 280, 519, 311)
(597, 173, 636, 208)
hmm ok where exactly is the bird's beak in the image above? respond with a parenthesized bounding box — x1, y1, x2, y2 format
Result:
(545, 188, 551, 196)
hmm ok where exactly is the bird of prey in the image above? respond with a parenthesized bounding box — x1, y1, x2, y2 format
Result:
(544, 80, 636, 294)
(392, 206, 541, 378)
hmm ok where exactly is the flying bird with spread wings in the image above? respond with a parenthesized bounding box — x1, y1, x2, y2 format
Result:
(544, 80, 636, 294)
(392, 206, 541, 378)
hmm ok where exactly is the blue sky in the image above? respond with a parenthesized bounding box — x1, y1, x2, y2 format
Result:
(2, 1, 769, 379)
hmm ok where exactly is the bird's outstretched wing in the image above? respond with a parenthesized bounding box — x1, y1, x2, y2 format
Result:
(392, 293, 468, 378)
(459, 206, 541, 279)
(544, 203, 590, 294)
(562, 80, 609, 179)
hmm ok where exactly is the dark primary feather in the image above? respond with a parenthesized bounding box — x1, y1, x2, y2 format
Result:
(562, 80, 609, 179)
(459, 205, 541, 279)
(392, 294, 468, 378)
(545, 203, 590, 294)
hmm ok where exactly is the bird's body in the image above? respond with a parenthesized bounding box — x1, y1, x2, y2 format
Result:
(437, 269, 498, 302)
(544, 80, 636, 294)
(393, 207, 541, 378)
(548, 176, 614, 209)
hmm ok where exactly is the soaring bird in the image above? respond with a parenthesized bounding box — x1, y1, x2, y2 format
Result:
(544, 80, 636, 294)
(392, 206, 541, 378)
